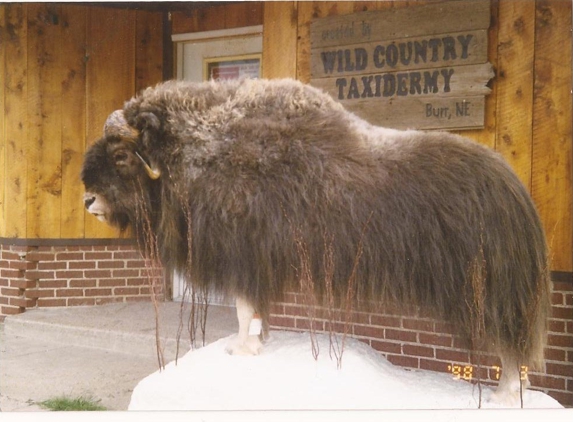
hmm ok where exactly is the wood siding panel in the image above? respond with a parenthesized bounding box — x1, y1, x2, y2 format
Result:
(3, 4, 28, 238)
(0, 7, 6, 236)
(85, 7, 136, 239)
(495, 0, 535, 192)
(27, 4, 63, 238)
(171, 2, 263, 35)
(135, 10, 164, 93)
(532, 0, 573, 272)
(60, 5, 87, 238)
(262, 1, 298, 79)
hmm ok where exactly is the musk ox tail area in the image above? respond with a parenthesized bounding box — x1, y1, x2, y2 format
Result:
(82, 78, 551, 401)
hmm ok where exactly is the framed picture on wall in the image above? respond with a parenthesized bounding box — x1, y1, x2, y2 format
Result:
(204, 54, 261, 81)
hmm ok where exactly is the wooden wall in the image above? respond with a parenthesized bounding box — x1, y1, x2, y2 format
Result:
(258, 0, 572, 273)
(1, 1, 571, 274)
(0, 3, 164, 240)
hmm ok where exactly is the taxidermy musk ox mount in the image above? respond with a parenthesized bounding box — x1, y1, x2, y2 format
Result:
(82, 78, 550, 405)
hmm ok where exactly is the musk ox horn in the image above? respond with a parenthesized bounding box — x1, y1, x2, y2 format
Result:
(104, 110, 161, 180)
(103, 109, 139, 140)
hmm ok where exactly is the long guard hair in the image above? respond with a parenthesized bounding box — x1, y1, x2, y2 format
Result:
(82, 78, 551, 374)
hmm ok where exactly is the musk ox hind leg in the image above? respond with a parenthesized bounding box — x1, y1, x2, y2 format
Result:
(225, 297, 263, 356)
(490, 355, 530, 406)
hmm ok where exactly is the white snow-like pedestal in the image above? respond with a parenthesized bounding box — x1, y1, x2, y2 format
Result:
(129, 331, 563, 411)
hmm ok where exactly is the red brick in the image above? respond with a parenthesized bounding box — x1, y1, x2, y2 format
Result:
(114, 251, 141, 260)
(69, 261, 96, 270)
(26, 251, 56, 262)
(403, 318, 434, 332)
(566, 293, 573, 307)
(403, 344, 435, 358)
(353, 324, 385, 339)
(56, 252, 84, 261)
(1, 268, 23, 278)
(9, 260, 36, 270)
(547, 334, 573, 348)
(38, 280, 68, 289)
(551, 292, 564, 306)
(98, 261, 125, 269)
(545, 347, 566, 362)
(420, 358, 451, 373)
(370, 314, 401, 327)
(549, 319, 566, 333)
(24, 270, 56, 280)
(113, 269, 141, 278)
(37, 298, 66, 307)
(69, 280, 97, 288)
(56, 289, 85, 298)
(269, 303, 284, 315)
(99, 279, 126, 287)
(37, 261, 67, 270)
(114, 287, 139, 296)
(370, 339, 401, 354)
(128, 277, 150, 286)
(385, 328, 417, 343)
(95, 297, 124, 305)
(25, 289, 54, 298)
(68, 298, 96, 306)
(1, 287, 22, 297)
(1, 306, 24, 315)
(546, 362, 573, 378)
(419, 332, 453, 348)
(56, 270, 85, 279)
(551, 306, 573, 320)
(9, 296, 36, 308)
(529, 374, 566, 390)
(85, 252, 113, 260)
(386, 354, 419, 369)
(269, 315, 296, 329)
(436, 348, 471, 363)
(9, 279, 36, 289)
(85, 288, 112, 297)
(434, 321, 456, 334)
(84, 270, 112, 279)
(553, 282, 573, 292)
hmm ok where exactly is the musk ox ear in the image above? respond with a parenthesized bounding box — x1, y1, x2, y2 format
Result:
(134, 111, 161, 132)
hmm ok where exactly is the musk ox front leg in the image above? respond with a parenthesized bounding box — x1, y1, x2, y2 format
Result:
(225, 297, 263, 356)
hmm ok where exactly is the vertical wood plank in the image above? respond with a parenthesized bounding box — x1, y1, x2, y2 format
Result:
(0, 6, 6, 236)
(26, 3, 63, 238)
(495, 0, 535, 191)
(135, 9, 163, 92)
(455, 0, 498, 149)
(60, 5, 87, 238)
(85, 6, 136, 239)
(224, 2, 263, 29)
(532, 0, 572, 272)
(262, 1, 298, 79)
(4, 4, 28, 238)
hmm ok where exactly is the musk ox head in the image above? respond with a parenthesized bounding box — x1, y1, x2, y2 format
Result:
(81, 110, 161, 231)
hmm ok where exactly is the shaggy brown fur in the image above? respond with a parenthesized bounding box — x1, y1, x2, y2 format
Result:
(82, 78, 550, 375)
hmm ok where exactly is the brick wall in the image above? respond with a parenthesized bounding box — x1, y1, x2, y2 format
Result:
(269, 277, 573, 407)
(0, 240, 164, 320)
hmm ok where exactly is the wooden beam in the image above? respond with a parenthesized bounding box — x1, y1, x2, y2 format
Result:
(262, 1, 297, 79)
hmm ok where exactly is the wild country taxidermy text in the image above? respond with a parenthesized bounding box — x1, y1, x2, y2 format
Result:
(81, 78, 551, 405)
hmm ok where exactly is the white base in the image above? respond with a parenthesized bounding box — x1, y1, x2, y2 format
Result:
(129, 331, 563, 411)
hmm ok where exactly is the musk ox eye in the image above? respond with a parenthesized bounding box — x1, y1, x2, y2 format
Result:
(113, 151, 129, 164)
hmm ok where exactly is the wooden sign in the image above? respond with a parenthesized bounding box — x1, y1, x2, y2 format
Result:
(310, 0, 493, 130)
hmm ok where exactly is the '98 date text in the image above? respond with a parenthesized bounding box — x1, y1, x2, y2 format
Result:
(447, 364, 529, 381)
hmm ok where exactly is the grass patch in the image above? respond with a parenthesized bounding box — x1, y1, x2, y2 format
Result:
(39, 396, 106, 411)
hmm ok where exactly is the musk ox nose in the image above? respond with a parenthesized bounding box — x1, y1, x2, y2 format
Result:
(84, 196, 96, 209)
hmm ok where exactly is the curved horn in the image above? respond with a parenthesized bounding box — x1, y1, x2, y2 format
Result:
(103, 110, 139, 140)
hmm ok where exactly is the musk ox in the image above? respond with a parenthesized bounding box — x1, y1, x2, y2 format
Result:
(81, 78, 550, 404)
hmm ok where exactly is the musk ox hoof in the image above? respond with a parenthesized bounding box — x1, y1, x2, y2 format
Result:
(225, 335, 263, 356)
